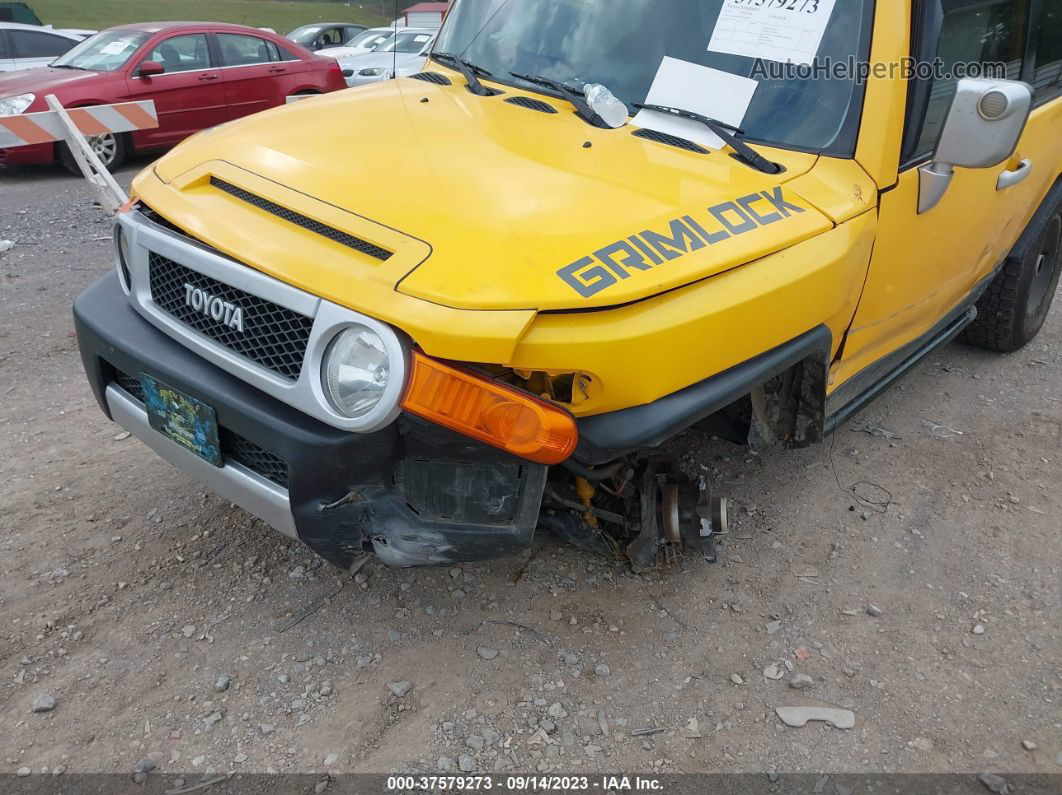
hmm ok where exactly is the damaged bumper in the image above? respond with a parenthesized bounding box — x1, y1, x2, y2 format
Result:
(73, 274, 547, 569)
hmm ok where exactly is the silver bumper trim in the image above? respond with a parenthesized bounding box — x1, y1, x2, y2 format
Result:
(105, 384, 298, 539)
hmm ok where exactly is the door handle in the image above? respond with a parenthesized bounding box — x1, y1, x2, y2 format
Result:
(268, 66, 286, 73)
(198, 73, 219, 81)
(997, 158, 1032, 190)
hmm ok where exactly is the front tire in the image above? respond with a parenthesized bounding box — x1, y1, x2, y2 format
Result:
(59, 132, 128, 175)
(963, 209, 1062, 353)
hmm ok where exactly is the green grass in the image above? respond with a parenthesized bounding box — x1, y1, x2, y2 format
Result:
(31, 0, 389, 33)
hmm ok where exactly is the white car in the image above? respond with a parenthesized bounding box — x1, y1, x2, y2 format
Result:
(316, 26, 406, 61)
(0, 22, 88, 72)
(339, 29, 436, 87)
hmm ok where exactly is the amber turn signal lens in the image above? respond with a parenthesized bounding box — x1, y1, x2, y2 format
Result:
(401, 352, 579, 465)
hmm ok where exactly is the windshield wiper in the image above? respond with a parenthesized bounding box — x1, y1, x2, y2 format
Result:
(431, 52, 498, 97)
(633, 103, 780, 174)
(51, 64, 87, 70)
(510, 72, 611, 128)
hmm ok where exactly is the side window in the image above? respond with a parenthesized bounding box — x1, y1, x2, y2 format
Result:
(275, 42, 298, 61)
(910, 0, 1029, 160)
(1033, 0, 1062, 103)
(0, 31, 9, 60)
(144, 33, 211, 73)
(316, 27, 343, 49)
(217, 33, 274, 66)
(11, 30, 74, 59)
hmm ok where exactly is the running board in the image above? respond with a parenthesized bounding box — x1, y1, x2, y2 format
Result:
(824, 306, 976, 435)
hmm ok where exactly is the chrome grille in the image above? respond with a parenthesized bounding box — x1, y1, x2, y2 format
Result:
(148, 252, 313, 381)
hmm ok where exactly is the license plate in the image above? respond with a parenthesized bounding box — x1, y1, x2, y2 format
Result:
(140, 374, 222, 467)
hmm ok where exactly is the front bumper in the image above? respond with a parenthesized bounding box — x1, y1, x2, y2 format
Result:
(0, 141, 54, 167)
(74, 273, 548, 568)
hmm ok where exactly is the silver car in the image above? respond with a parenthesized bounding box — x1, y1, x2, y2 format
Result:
(339, 29, 436, 87)
(0, 22, 89, 72)
(316, 26, 400, 61)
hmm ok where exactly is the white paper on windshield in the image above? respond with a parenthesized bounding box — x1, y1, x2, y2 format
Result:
(100, 41, 131, 55)
(707, 0, 838, 66)
(629, 57, 758, 150)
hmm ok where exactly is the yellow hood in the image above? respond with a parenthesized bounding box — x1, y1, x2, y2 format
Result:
(145, 76, 832, 312)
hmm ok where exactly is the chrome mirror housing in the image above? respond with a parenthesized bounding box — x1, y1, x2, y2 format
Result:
(918, 78, 1034, 214)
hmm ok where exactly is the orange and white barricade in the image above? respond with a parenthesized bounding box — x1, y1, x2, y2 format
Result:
(0, 95, 158, 212)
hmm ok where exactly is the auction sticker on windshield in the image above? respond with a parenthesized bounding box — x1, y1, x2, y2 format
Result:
(101, 41, 133, 56)
(707, 0, 838, 66)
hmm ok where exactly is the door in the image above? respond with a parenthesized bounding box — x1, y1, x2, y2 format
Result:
(216, 33, 300, 119)
(125, 32, 228, 147)
(342, 25, 366, 44)
(311, 26, 346, 51)
(9, 27, 74, 70)
(836, 0, 1060, 385)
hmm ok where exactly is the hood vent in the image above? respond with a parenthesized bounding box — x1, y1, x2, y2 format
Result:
(505, 96, 558, 114)
(632, 128, 708, 154)
(210, 178, 392, 262)
(409, 71, 452, 85)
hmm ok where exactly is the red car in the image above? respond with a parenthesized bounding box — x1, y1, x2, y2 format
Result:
(0, 21, 346, 170)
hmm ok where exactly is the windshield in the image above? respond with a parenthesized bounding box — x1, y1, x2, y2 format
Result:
(348, 29, 394, 49)
(51, 30, 150, 72)
(377, 31, 433, 54)
(436, 0, 874, 154)
(287, 25, 323, 45)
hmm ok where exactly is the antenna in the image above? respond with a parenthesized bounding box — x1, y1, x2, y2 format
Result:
(392, 0, 399, 81)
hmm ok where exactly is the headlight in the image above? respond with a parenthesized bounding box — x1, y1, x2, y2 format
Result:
(114, 224, 132, 293)
(322, 325, 393, 418)
(359, 67, 388, 77)
(0, 93, 36, 115)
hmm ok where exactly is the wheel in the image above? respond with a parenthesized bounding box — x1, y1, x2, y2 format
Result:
(963, 209, 1062, 353)
(59, 132, 128, 175)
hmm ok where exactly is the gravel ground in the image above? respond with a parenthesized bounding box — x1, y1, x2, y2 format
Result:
(1, 160, 1060, 784)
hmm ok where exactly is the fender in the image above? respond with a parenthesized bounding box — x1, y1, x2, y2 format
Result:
(575, 326, 832, 464)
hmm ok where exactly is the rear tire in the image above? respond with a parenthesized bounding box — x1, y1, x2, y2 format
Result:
(59, 132, 128, 175)
(963, 209, 1062, 353)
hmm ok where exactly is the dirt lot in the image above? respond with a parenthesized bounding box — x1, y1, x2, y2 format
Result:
(1, 161, 1060, 784)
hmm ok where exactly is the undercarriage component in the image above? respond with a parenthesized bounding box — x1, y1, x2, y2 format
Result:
(544, 455, 729, 571)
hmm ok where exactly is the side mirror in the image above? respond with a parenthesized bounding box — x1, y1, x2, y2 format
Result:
(138, 60, 165, 77)
(918, 78, 1033, 213)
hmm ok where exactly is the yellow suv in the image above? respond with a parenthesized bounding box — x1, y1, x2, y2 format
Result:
(74, 1, 1061, 570)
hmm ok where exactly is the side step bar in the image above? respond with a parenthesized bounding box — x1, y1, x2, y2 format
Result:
(824, 305, 976, 435)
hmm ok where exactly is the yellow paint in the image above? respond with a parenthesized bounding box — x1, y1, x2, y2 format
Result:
(135, 13, 1062, 426)
(836, 99, 1062, 390)
(853, 8, 910, 189)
